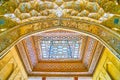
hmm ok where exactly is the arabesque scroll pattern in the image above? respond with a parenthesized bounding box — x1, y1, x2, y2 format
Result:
(0, 18, 120, 59)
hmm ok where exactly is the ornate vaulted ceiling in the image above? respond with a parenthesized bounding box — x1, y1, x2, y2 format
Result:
(16, 29, 104, 76)
(0, 0, 120, 77)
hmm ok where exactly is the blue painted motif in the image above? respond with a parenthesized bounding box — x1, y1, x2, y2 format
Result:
(114, 18, 119, 24)
(0, 19, 5, 25)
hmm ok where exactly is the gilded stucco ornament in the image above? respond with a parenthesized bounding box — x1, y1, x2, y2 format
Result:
(0, 0, 118, 23)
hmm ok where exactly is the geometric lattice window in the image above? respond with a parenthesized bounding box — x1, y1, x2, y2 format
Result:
(40, 36, 82, 60)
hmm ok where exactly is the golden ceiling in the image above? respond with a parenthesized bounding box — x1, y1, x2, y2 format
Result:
(0, 0, 120, 24)
(0, 0, 120, 30)
(0, 0, 120, 77)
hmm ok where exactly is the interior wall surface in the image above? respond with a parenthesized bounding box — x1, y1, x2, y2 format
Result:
(93, 48, 120, 80)
(0, 47, 28, 80)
